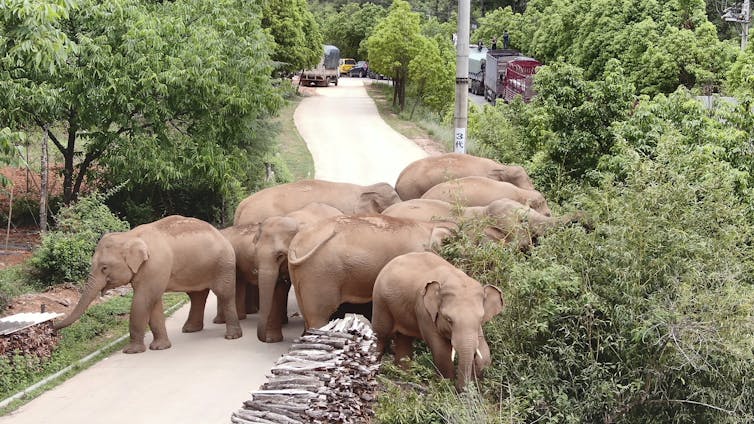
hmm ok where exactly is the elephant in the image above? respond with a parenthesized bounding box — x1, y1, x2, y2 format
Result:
(53, 215, 242, 353)
(254, 203, 343, 343)
(420, 176, 552, 217)
(217, 223, 261, 323)
(372, 251, 503, 389)
(233, 179, 400, 225)
(287, 215, 455, 331)
(395, 152, 534, 200)
(383, 198, 584, 250)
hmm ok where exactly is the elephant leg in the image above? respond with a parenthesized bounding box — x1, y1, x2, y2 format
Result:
(473, 332, 491, 379)
(245, 282, 260, 315)
(426, 335, 454, 379)
(213, 279, 242, 340)
(148, 297, 172, 350)
(183, 290, 209, 333)
(279, 277, 291, 325)
(298, 282, 340, 330)
(393, 334, 415, 369)
(123, 291, 152, 354)
(370, 299, 394, 359)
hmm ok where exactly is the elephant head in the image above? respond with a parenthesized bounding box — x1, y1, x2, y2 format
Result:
(527, 191, 551, 217)
(354, 183, 401, 214)
(254, 216, 300, 342)
(54, 233, 148, 330)
(487, 165, 534, 190)
(422, 280, 503, 389)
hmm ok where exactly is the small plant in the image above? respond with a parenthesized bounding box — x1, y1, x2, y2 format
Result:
(27, 192, 129, 287)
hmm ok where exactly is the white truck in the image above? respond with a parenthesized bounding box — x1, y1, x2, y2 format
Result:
(300, 45, 340, 87)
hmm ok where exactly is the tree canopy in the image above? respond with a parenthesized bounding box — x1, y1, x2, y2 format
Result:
(367, 0, 425, 110)
(1, 0, 283, 220)
(262, 0, 323, 73)
(322, 2, 386, 60)
(473, 0, 738, 96)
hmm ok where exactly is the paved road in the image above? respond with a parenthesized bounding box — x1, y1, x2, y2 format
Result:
(1, 76, 427, 424)
(296, 77, 427, 186)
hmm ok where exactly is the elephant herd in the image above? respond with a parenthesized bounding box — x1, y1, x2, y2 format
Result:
(53, 153, 583, 388)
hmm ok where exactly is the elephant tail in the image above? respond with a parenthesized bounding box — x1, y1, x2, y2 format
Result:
(288, 229, 338, 266)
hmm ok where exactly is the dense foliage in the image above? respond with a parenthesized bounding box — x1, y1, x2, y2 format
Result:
(472, 0, 739, 96)
(28, 192, 129, 286)
(1, 0, 289, 224)
(322, 2, 387, 60)
(378, 90, 754, 422)
(0, 292, 185, 411)
(262, 0, 323, 73)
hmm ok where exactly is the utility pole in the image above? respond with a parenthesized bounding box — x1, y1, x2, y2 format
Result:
(722, 0, 750, 50)
(453, 0, 470, 153)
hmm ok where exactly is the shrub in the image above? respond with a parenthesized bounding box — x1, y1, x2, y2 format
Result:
(435, 134, 754, 423)
(27, 192, 129, 287)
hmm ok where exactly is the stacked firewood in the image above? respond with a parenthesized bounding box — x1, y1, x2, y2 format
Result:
(232, 314, 380, 424)
(0, 322, 59, 360)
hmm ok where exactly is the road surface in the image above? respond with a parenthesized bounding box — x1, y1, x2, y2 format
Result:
(0, 77, 427, 424)
(296, 77, 427, 185)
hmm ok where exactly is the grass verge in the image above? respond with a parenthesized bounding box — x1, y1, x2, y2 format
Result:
(0, 292, 186, 415)
(365, 82, 452, 152)
(276, 95, 315, 181)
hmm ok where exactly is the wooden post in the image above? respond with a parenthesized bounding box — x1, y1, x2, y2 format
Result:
(39, 126, 49, 234)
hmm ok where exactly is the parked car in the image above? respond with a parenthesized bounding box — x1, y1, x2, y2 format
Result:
(348, 61, 369, 77)
(338, 58, 356, 75)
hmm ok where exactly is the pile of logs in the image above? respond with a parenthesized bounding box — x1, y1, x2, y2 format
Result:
(232, 314, 380, 424)
(0, 322, 59, 360)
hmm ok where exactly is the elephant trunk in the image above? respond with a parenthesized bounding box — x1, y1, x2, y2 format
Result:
(256, 266, 285, 343)
(53, 276, 104, 330)
(452, 333, 481, 390)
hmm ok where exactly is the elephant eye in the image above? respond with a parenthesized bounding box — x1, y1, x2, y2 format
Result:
(444, 315, 452, 324)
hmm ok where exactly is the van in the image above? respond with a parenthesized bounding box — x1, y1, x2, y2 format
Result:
(338, 58, 357, 75)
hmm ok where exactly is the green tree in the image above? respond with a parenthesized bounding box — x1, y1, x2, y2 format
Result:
(367, 0, 424, 110)
(323, 2, 386, 60)
(0, 0, 77, 179)
(471, 6, 525, 49)
(1, 0, 282, 211)
(528, 59, 634, 192)
(407, 36, 454, 116)
(475, 0, 736, 95)
(262, 0, 323, 74)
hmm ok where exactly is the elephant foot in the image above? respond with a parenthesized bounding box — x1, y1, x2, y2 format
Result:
(150, 339, 172, 350)
(259, 333, 284, 343)
(123, 343, 147, 354)
(182, 321, 204, 333)
(224, 327, 243, 339)
(238, 313, 248, 321)
(212, 315, 226, 324)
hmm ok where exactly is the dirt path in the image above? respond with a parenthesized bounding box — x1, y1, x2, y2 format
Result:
(1, 77, 428, 423)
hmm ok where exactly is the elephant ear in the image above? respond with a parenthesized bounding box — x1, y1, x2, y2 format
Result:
(421, 281, 442, 323)
(483, 225, 510, 242)
(252, 223, 263, 245)
(482, 285, 504, 323)
(355, 192, 380, 214)
(428, 224, 456, 250)
(124, 239, 149, 274)
(486, 168, 508, 182)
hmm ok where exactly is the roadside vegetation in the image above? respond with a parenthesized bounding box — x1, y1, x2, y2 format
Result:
(0, 292, 185, 414)
(340, 1, 754, 422)
(0, 0, 316, 412)
(3, 0, 754, 421)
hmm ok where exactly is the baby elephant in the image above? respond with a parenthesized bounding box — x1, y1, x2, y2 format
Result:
(372, 252, 503, 389)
